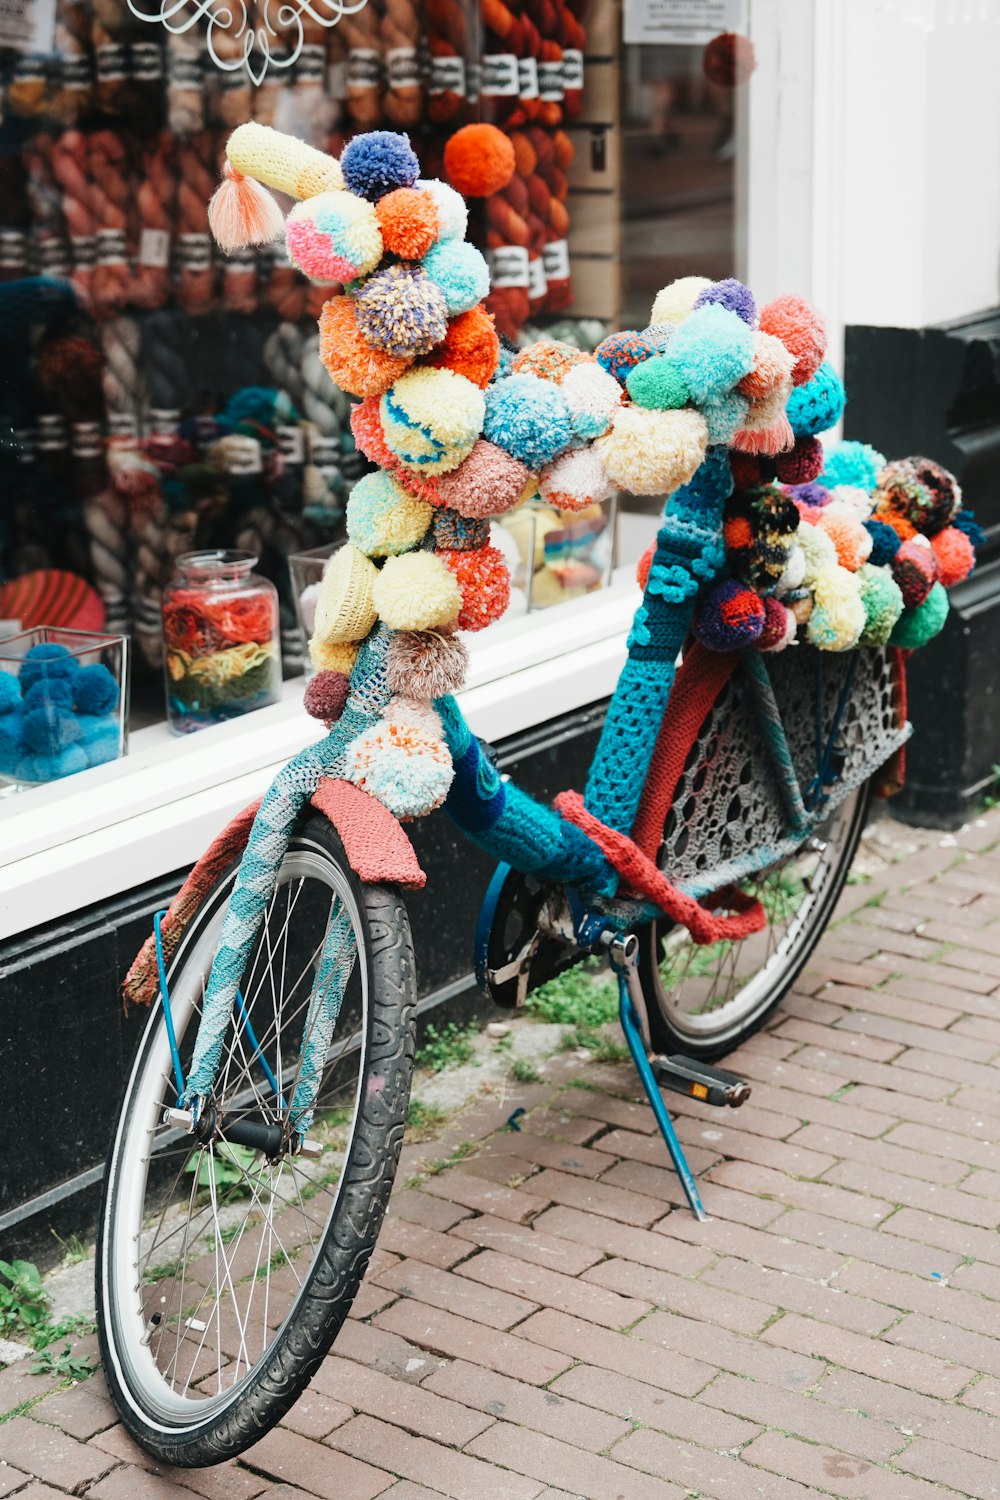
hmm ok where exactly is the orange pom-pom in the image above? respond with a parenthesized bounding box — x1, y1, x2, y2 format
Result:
(444, 125, 516, 197)
(423, 307, 500, 387)
(319, 296, 411, 398)
(375, 187, 440, 259)
(873, 500, 917, 541)
(350, 397, 444, 505)
(436, 545, 510, 630)
(636, 541, 656, 590)
(759, 295, 826, 387)
(208, 161, 285, 254)
(930, 525, 975, 586)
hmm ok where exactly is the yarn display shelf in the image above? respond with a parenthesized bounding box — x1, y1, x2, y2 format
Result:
(162, 549, 281, 735)
(0, 625, 128, 796)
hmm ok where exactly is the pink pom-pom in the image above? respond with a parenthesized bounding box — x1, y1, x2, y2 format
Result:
(759, 295, 826, 387)
(304, 670, 350, 722)
(208, 161, 285, 255)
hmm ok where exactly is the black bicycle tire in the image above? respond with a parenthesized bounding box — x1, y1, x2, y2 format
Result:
(96, 812, 416, 1467)
(637, 782, 871, 1062)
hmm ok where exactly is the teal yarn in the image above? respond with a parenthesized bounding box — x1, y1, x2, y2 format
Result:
(625, 357, 690, 411)
(820, 439, 885, 492)
(484, 374, 573, 469)
(703, 390, 749, 444)
(786, 361, 846, 439)
(73, 663, 119, 715)
(0, 673, 19, 713)
(22, 704, 82, 756)
(666, 303, 755, 405)
(421, 240, 490, 315)
(20, 642, 79, 693)
(23, 678, 74, 710)
(889, 581, 949, 648)
(354, 264, 448, 358)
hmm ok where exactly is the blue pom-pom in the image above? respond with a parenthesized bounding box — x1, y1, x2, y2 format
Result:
(420, 240, 490, 316)
(53, 745, 88, 778)
(0, 673, 20, 714)
(19, 642, 80, 693)
(483, 374, 573, 469)
(820, 440, 885, 493)
(786, 362, 846, 439)
(694, 578, 766, 651)
(15, 755, 49, 784)
(73, 663, 119, 715)
(788, 482, 831, 509)
(864, 519, 902, 567)
(341, 131, 419, 201)
(23, 678, 74, 711)
(594, 330, 658, 384)
(953, 509, 987, 550)
(667, 303, 755, 405)
(21, 704, 82, 756)
(694, 278, 756, 327)
(0, 713, 23, 770)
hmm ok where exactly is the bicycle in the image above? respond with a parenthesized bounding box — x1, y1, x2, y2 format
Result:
(94, 122, 971, 1466)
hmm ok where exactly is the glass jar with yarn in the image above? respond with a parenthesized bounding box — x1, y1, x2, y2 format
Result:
(162, 551, 281, 735)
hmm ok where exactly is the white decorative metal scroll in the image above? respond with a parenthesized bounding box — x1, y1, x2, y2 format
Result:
(127, 0, 370, 85)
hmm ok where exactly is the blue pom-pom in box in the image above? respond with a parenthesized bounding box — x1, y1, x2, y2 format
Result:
(0, 626, 128, 796)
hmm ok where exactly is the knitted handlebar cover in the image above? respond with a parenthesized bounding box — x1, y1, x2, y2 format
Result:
(582, 446, 732, 851)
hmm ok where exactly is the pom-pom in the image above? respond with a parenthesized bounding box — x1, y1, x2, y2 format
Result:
(0, 673, 20, 713)
(208, 162, 286, 255)
(53, 745, 88, 778)
(437, 545, 511, 631)
(703, 391, 750, 444)
(374, 186, 440, 258)
(286, 192, 384, 282)
(625, 357, 691, 411)
(0, 712, 23, 766)
(73, 663, 119, 715)
(539, 448, 614, 513)
(432, 511, 490, 550)
(346, 470, 433, 556)
(819, 439, 885, 492)
(311, 639, 360, 676)
(444, 124, 516, 196)
(424, 307, 499, 387)
(667, 303, 755, 404)
(23, 678, 74, 710)
(863, 519, 902, 568)
(952, 509, 987, 551)
(694, 579, 766, 651)
(512, 341, 589, 384)
(319, 295, 411, 398)
(650, 276, 713, 326)
(785, 361, 846, 438)
(311, 543, 378, 648)
(737, 331, 796, 402)
(420, 240, 491, 316)
(22, 704, 82, 756)
(19, 642, 79, 692)
(857, 563, 904, 647)
(758, 596, 797, 652)
(875, 456, 962, 535)
(484, 374, 574, 469)
(889, 581, 949, 649)
(347, 719, 453, 818)
(759, 295, 826, 386)
(341, 131, 420, 201)
(930, 526, 975, 587)
(694, 278, 756, 326)
(417, 178, 468, 241)
(816, 503, 872, 572)
(304, 670, 350, 722)
(807, 568, 865, 652)
(381, 367, 485, 474)
(594, 330, 658, 384)
(354, 265, 449, 359)
(788, 481, 831, 510)
(891, 536, 940, 608)
(434, 440, 532, 518)
(796, 518, 838, 579)
(830, 484, 875, 520)
(732, 408, 794, 456)
(596, 406, 708, 495)
(373, 551, 462, 630)
(386, 628, 469, 698)
(775, 541, 806, 594)
(730, 452, 767, 489)
(636, 541, 656, 591)
(775, 437, 824, 486)
(872, 502, 917, 542)
(561, 362, 623, 440)
(702, 31, 756, 88)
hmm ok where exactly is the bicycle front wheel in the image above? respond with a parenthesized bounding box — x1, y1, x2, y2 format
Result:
(97, 813, 416, 1467)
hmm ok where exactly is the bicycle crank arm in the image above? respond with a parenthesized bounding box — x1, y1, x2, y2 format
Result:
(651, 1056, 751, 1109)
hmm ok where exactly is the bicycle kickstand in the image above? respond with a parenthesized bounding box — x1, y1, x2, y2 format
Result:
(609, 934, 752, 1224)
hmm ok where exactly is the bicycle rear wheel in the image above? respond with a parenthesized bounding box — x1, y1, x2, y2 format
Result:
(638, 783, 869, 1060)
(97, 813, 416, 1467)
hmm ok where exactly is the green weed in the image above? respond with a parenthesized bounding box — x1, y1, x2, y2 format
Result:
(416, 1021, 477, 1074)
(510, 1057, 540, 1084)
(527, 966, 618, 1028)
(406, 1099, 447, 1136)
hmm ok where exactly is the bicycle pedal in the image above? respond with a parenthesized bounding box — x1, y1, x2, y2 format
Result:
(651, 1055, 751, 1109)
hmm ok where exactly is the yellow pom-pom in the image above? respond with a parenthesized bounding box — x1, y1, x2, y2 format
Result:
(346, 470, 433, 556)
(379, 367, 485, 476)
(373, 551, 462, 630)
(595, 406, 707, 495)
(650, 276, 713, 326)
(807, 565, 866, 651)
(311, 544, 378, 647)
(309, 638, 360, 675)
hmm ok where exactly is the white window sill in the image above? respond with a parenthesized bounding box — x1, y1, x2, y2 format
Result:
(0, 571, 639, 940)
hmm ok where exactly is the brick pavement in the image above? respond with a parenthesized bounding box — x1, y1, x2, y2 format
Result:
(4, 809, 1000, 1498)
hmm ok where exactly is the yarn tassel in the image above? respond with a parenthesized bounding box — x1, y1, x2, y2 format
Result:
(208, 161, 285, 255)
(731, 412, 795, 456)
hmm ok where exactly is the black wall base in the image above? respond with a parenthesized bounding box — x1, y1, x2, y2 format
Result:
(0, 701, 606, 1262)
(845, 311, 1000, 828)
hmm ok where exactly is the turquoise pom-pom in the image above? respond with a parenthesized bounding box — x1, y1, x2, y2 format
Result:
(820, 440, 886, 493)
(53, 744, 88, 778)
(484, 374, 573, 469)
(23, 678, 74, 710)
(421, 240, 490, 315)
(889, 581, 949, 649)
(22, 704, 82, 756)
(0, 673, 20, 714)
(858, 563, 904, 646)
(625, 357, 690, 410)
(0, 713, 23, 770)
(667, 303, 755, 405)
(702, 390, 749, 444)
(20, 642, 80, 693)
(73, 664, 119, 715)
(786, 362, 846, 439)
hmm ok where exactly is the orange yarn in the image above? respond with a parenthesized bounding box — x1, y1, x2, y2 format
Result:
(133, 131, 175, 312)
(445, 125, 516, 196)
(340, 0, 385, 127)
(51, 130, 96, 310)
(382, 0, 423, 125)
(175, 132, 218, 316)
(425, 0, 469, 124)
(375, 186, 440, 258)
(319, 295, 412, 398)
(423, 307, 500, 387)
(88, 129, 131, 319)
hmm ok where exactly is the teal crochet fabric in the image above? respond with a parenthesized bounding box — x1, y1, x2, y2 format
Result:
(583, 447, 732, 844)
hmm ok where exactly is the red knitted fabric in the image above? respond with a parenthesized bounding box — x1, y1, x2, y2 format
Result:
(555, 790, 767, 945)
(311, 777, 427, 887)
(874, 647, 909, 798)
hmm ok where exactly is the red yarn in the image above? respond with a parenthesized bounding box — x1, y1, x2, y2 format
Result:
(775, 437, 824, 487)
(929, 526, 975, 587)
(636, 540, 656, 590)
(436, 544, 511, 630)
